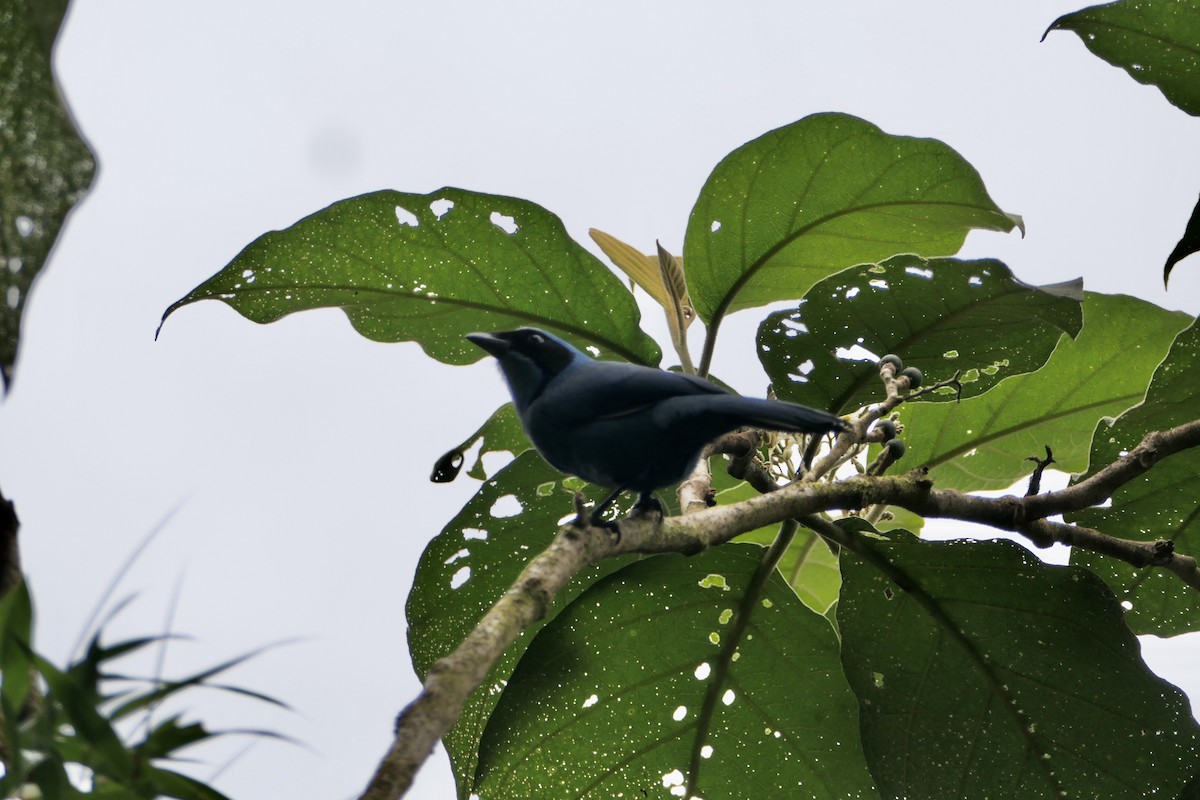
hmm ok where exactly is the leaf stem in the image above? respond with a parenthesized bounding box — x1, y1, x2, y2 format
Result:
(685, 519, 797, 796)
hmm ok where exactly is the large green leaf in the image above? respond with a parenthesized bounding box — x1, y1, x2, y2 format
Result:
(0, 0, 96, 391)
(683, 113, 1019, 332)
(1046, 0, 1200, 117)
(407, 452, 639, 797)
(1071, 315, 1200, 636)
(758, 255, 1082, 414)
(159, 188, 661, 366)
(897, 293, 1190, 491)
(840, 534, 1200, 800)
(474, 545, 877, 799)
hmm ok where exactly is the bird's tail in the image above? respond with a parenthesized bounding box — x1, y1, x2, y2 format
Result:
(702, 394, 848, 436)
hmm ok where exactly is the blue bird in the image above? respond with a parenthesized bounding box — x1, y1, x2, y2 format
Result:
(467, 328, 849, 529)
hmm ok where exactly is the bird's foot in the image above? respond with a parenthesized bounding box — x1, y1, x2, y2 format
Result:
(632, 494, 664, 518)
(589, 515, 622, 544)
(573, 491, 623, 543)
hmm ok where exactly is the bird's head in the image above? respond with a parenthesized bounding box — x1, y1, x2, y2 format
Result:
(466, 328, 585, 412)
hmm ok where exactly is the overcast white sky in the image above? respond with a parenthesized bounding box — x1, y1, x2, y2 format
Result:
(2, 2, 1199, 798)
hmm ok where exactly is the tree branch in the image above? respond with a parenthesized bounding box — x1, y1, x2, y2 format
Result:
(364, 418, 1200, 799)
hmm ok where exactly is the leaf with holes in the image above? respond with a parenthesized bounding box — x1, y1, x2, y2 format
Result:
(431, 402, 530, 483)
(1164, 192, 1200, 287)
(839, 533, 1200, 800)
(0, 0, 96, 391)
(1070, 316, 1200, 636)
(160, 188, 661, 367)
(758, 255, 1082, 414)
(1046, 0, 1200, 117)
(407, 451, 637, 797)
(474, 545, 877, 799)
(683, 113, 1019, 336)
(894, 293, 1190, 491)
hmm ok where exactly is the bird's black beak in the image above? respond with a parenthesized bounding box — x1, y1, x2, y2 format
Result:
(466, 331, 511, 358)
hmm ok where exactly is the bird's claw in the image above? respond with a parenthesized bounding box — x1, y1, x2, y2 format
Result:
(632, 495, 664, 517)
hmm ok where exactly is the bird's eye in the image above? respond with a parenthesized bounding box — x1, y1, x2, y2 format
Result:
(528, 333, 545, 345)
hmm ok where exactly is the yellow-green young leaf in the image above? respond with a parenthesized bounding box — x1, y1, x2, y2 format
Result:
(160, 189, 661, 367)
(1071, 315, 1200, 636)
(840, 534, 1200, 799)
(895, 293, 1191, 492)
(1046, 0, 1200, 117)
(684, 113, 1019, 331)
(589, 227, 672, 308)
(0, 0, 96, 390)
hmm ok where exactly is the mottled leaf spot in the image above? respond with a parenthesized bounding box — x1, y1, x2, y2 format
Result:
(835, 344, 880, 362)
(490, 211, 518, 234)
(450, 566, 471, 589)
(710, 220, 722, 232)
(6, 287, 19, 309)
(700, 745, 714, 759)
(395, 205, 419, 227)
(582, 693, 599, 708)
(698, 573, 729, 590)
(694, 662, 711, 680)
(490, 494, 523, 518)
(718, 608, 734, 625)
(905, 265, 934, 279)
(721, 689, 736, 706)
(672, 705, 687, 721)
(429, 198, 455, 219)
(443, 548, 470, 565)
(15, 216, 34, 238)
(462, 527, 488, 540)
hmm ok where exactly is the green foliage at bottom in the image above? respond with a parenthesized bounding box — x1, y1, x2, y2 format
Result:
(473, 545, 877, 799)
(840, 533, 1200, 800)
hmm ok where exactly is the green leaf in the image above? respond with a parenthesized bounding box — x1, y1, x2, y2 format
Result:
(35, 653, 136, 780)
(1046, 0, 1200, 117)
(0, 578, 35, 715)
(726, 505, 840, 614)
(406, 451, 639, 797)
(839, 535, 1200, 799)
(0, 0, 97, 391)
(1164, 191, 1200, 287)
(431, 402, 530, 483)
(159, 187, 661, 367)
(475, 545, 877, 799)
(683, 113, 1019, 333)
(1070, 315, 1200, 635)
(896, 293, 1191, 491)
(758, 255, 1082, 413)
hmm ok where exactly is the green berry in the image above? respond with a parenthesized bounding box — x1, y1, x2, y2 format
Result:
(900, 366, 923, 389)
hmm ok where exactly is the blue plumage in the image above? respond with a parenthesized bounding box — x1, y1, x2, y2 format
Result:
(468, 328, 847, 524)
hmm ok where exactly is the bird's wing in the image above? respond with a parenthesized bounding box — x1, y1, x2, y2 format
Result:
(547, 361, 727, 422)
